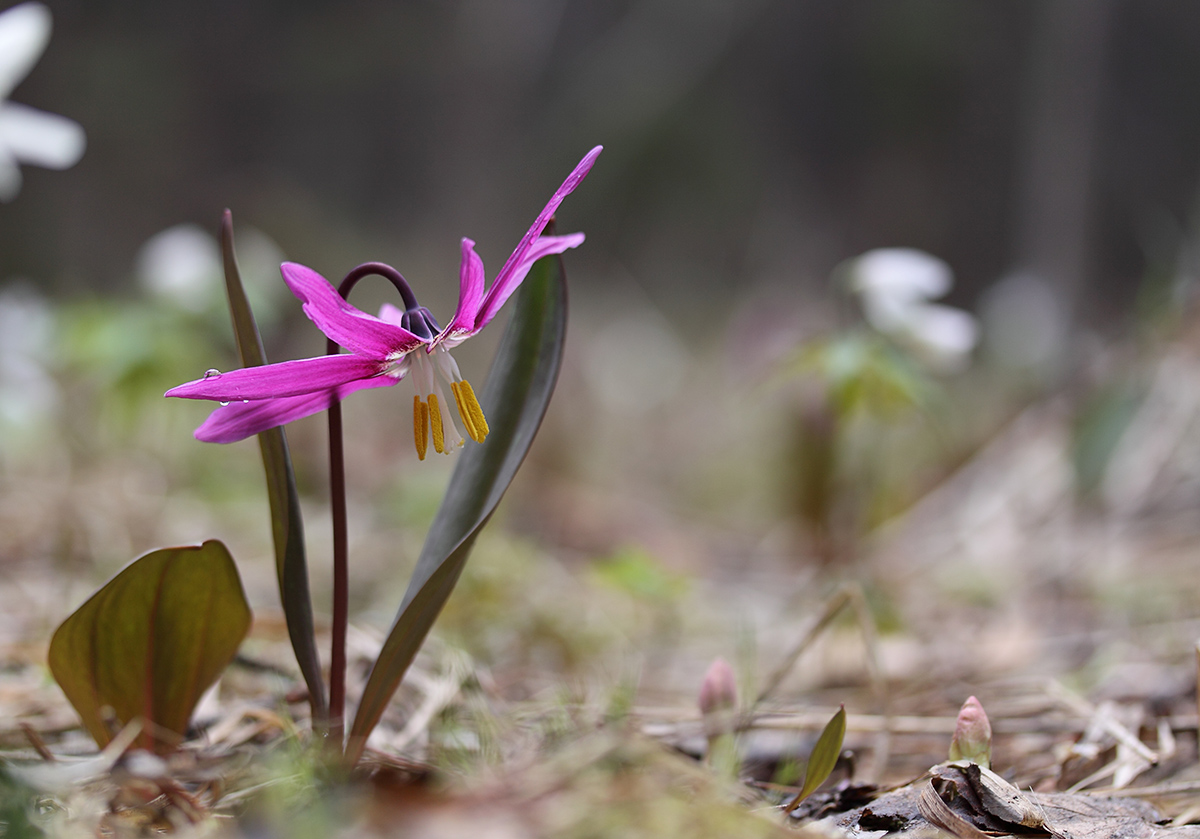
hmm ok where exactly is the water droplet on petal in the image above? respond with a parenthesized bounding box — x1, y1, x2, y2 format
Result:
(242, 400, 249, 404)
(219, 401, 230, 407)
(204, 368, 221, 378)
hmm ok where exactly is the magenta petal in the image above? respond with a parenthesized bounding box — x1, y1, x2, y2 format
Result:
(472, 232, 585, 331)
(166, 354, 386, 401)
(377, 301, 405, 326)
(195, 375, 399, 443)
(443, 237, 486, 338)
(196, 393, 334, 443)
(280, 262, 426, 357)
(476, 146, 600, 326)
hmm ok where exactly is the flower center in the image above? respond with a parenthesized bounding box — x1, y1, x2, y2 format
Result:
(400, 305, 441, 341)
(409, 346, 489, 460)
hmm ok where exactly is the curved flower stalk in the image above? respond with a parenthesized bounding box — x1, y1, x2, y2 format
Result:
(0, 2, 86, 201)
(850, 248, 978, 372)
(167, 145, 602, 458)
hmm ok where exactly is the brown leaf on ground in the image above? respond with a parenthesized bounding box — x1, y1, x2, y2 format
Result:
(827, 762, 1200, 839)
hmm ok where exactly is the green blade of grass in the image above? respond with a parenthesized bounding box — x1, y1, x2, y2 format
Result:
(220, 211, 327, 722)
(786, 705, 846, 815)
(346, 247, 568, 763)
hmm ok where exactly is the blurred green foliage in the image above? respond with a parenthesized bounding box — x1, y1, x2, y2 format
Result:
(591, 546, 689, 604)
(1071, 381, 1145, 500)
(791, 333, 935, 420)
(56, 300, 218, 431)
(780, 329, 951, 563)
(0, 770, 44, 839)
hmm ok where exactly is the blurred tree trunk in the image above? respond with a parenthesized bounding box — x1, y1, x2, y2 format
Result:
(1010, 0, 1114, 331)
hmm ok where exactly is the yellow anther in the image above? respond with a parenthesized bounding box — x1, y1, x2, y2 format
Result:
(450, 382, 470, 439)
(429, 392, 445, 454)
(451, 379, 489, 443)
(413, 395, 429, 461)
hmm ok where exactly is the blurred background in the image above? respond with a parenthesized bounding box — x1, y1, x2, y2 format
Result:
(6, 0, 1200, 772)
(10, 1, 1200, 323)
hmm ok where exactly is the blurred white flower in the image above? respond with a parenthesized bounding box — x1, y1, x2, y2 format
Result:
(136, 224, 222, 312)
(135, 222, 288, 321)
(0, 1, 86, 201)
(850, 248, 979, 372)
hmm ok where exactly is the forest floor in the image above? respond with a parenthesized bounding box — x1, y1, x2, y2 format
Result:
(6, 319, 1200, 838)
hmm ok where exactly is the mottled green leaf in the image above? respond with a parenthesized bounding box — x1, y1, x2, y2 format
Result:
(48, 541, 251, 753)
(220, 211, 326, 721)
(346, 248, 568, 763)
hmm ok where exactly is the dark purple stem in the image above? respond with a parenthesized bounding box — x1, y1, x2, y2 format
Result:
(326, 375, 348, 752)
(326, 262, 416, 754)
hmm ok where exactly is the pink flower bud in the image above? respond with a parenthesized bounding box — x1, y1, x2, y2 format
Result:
(699, 657, 740, 775)
(949, 695, 992, 768)
(699, 657, 738, 716)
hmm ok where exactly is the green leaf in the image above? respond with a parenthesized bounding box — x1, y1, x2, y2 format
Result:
(48, 540, 251, 753)
(220, 211, 326, 722)
(786, 705, 846, 813)
(346, 248, 568, 763)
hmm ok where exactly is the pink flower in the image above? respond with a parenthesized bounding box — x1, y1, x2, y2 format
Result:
(167, 146, 601, 458)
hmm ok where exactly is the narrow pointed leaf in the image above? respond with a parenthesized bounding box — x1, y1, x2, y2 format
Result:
(48, 540, 251, 753)
(346, 248, 568, 763)
(220, 211, 326, 721)
(797, 705, 846, 803)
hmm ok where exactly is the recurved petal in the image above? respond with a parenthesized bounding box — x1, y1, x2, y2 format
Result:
(854, 248, 952, 304)
(0, 2, 50, 101)
(442, 238, 486, 339)
(907, 303, 979, 357)
(377, 301, 405, 326)
(471, 232, 584, 333)
(476, 146, 600, 325)
(166, 353, 386, 401)
(0, 103, 84, 170)
(280, 262, 426, 357)
(194, 375, 399, 443)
